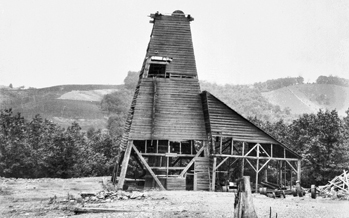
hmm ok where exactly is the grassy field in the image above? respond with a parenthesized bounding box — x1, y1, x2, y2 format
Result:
(262, 84, 349, 116)
(0, 84, 121, 130)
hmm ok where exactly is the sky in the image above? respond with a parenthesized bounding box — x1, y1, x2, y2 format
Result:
(1, 0, 349, 88)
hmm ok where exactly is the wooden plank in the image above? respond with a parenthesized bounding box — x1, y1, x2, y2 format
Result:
(131, 144, 166, 191)
(212, 157, 216, 191)
(211, 154, 299, 161)
(194, 173, 197, 191)
(166, 177, 186, 187)
(285, 160, 297, 173)
(150, 167, 185, 170)
(214, 156, 229, 171)
(255, 144, 259, 192)
(257, 159, 271, 173)
(117, 141, 132, 189)
(297, 159, 301, 183)
(73, 207, 139, 214)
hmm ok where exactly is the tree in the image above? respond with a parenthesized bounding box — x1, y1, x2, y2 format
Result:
(0, 108, 120, 178)
(288, 110, 349, 185)
(124, 71, 139, 90)
(101, 89, 132, 115)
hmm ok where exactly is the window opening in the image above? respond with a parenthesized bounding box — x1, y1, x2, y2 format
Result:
(142, 56, 172, 78)
(148, 64, 166, 77)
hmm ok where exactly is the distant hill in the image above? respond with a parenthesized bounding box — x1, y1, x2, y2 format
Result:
(2, 80, 349, 131)
(0, 84, 121, 130)
(262, 84, 349, 116)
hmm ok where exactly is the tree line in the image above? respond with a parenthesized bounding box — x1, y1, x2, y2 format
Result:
(0, 109, 118, 178)
(1, 72, 349, 187)
(249, 109, 349, 186)
(316, 75, 349, 87)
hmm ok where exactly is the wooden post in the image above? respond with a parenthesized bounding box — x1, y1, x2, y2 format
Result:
(117, 141, 132, 189)
(297, 159, 301, 184)
(167, 141, 170, 179)
(241, 142, 245, 177)
(231, 138, 234, 155)
(212, 157, 217, 191)
(219, 137, 222, 154)
(278, 161, 282, 187)
(255, 144, 259, 193)
(194, 173, 197, 191)
(290, 168, 293, 189)
(166, 157, 169, 179)
(145, 140, 147, 153)
(284, 161, 287, 188)
(234, 176, 258, 218)
(264, 167, 268, 182)
(190, 140, 193, 155)
(179, 142, 182, 154)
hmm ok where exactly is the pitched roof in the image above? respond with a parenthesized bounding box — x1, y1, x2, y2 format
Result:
(201, 91, 302, 159)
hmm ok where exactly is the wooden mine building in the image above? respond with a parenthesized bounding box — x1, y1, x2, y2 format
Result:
(117, 10, 302, 192)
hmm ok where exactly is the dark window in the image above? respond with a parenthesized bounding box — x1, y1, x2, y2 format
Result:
(148, 64, 166, 77)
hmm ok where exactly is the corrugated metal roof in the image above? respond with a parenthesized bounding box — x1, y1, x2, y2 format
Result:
(202, 91, 302, 159)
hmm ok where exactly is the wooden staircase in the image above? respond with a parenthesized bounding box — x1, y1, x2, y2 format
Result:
(194, 157, 212, 191)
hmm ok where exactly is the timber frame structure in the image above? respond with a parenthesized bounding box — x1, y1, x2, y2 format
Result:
(116, 10, 302, 192)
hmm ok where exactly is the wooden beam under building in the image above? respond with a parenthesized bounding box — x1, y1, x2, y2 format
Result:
(179, 144, 205, 177)
(212, 157, 217, 191)
(117, 141, 132, 190)
(131, 143, 166, 191)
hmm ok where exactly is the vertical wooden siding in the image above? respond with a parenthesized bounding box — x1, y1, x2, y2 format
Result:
(147, 15, 197, 77)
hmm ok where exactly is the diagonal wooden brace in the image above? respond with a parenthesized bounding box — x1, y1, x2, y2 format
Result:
(131, 143, 166, 191)
(117, 142, 132, 190)
(179, 145, 205, 177)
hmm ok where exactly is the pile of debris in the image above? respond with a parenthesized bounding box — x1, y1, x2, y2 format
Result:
(81, 190, 149, 203)
(318, 170, 349, 200)
(48, 190, 149, 205)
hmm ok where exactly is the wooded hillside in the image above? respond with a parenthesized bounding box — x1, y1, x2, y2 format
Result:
(1, 74, 349, 186)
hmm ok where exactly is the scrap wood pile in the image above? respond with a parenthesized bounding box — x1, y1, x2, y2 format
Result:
(80, 190, 150, 202)
(318, 170, 349, 200)
(49, 190, 151, 205)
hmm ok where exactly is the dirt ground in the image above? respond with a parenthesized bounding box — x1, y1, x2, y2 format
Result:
(1, 176, 349, 218)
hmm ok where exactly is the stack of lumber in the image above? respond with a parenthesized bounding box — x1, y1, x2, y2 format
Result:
(318, 170, 349, 199)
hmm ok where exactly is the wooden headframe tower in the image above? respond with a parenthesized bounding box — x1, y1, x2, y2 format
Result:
(117, 10, 302, 192)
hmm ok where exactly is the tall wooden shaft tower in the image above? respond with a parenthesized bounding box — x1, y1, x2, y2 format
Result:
(117, 10, 302, 192)
(117, 10, 209, 190)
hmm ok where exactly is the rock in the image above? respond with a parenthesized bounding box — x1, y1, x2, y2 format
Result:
(76, 198, 83, 203)
(81, 192, 96, 198)
(130, 191, 144, 199)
